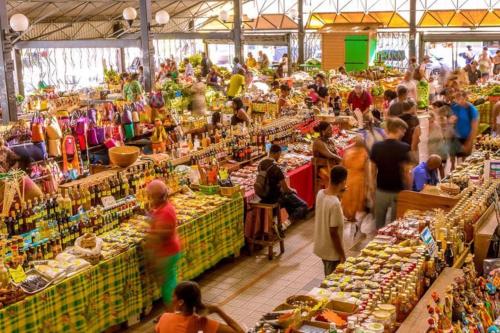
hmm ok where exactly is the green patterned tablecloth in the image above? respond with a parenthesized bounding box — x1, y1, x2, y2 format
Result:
(0, 194, 244, 333)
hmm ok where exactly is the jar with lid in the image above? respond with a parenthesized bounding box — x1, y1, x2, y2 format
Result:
(372, 310, 391, 332)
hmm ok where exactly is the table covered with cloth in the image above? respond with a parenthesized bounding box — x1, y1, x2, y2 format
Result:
(0, 194, 245, 333)
(244, 162, 314, 238)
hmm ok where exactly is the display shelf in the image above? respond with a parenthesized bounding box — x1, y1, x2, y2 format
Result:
(397, 267, 464, 333)
(396, 190, 460, 218)
(474, 206, 498, 273)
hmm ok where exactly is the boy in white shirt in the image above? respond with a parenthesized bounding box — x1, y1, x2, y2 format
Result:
(313, 166, 348, 276)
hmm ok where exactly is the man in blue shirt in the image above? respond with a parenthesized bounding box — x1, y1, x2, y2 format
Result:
(412, 155, 442, 192)
(451, 91, 479, 158)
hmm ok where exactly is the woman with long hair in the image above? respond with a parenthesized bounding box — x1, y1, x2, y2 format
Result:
(155, 281, 244, 333)
(313, 121, 342, 188)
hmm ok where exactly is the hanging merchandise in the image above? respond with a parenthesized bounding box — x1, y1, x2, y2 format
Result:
(149, 91, 165, 109)
(62, 135, 80, 179)
(75, 116, 88, 151)
(30, 112, 45, 143)
(122, 104, 135, 140)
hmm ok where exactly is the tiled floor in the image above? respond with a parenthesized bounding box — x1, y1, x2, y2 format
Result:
(125, 216, 374, 332)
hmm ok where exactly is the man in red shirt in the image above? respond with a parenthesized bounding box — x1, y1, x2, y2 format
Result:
(146, 179, 181, 309)
(347, 84, 373, 128)
(347, 84, 373, 113)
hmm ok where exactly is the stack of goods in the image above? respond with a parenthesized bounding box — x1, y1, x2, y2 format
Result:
(229, 154, 311, 193)
(252, 240, 431, 332)
(425, 257, 499, 333)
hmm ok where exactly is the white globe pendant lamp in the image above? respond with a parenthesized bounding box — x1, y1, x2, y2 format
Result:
(219, 9, 229, 22)
(123, 7, 137, 27)
(155, 10, 170, 25)
(9, 13, 29, 32)
(246, 3, 258, 20)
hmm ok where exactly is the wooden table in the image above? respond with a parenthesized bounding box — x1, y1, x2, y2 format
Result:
(397, 267, 464, 333)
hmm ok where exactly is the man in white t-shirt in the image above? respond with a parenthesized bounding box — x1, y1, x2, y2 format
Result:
(313, 165, 348, 276)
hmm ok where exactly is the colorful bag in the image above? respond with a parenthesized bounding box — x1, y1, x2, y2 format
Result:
(122, 105, 133, 124)
(31, 123, 45, 142)
(48, 139, 62, 157)
(149, 91, 165, 108)
(46, 116, 63, 139)
(123, 123, 134, 140)
(96, 127, 105, 144)
(87, 127, 99, 146)
(104, 138, 118, 148)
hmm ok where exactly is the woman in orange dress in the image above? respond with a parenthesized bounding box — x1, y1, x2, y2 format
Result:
(341, 136, 368, 222)
(156, 281, 244, 333)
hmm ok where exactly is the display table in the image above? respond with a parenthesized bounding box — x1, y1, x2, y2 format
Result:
(178, 193, 245, 280)
(396, 190, 459, 218)
(397, 268, 464, 332)
(288, 162, 314, 209)
(0, 249, 143, 333)
(0, 194, 244, 333)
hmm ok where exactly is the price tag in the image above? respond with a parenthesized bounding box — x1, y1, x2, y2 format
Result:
(101, 196, 116, 208)
(420, 227, 436, 256)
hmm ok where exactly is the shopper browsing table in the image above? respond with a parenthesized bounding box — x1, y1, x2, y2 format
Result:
(245, 52, 257, 69)
(412, 155, 442, 192)
(450, 91, 479, 159)
(370, 118, 412, 229)
(227, 69, 245, 100)
(145, 180, 181, 309)
(388, 85, 410, 117)
(156, 281, 244, 333)
(313, 166, 348, 276)
(256, 144, 308, 221)
(230, 97, 251, 126)
(347, 84, 373, 126)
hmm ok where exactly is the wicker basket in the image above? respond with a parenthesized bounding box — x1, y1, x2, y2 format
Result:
(219, 185, 240, 197)
(286, 295, 319, 309)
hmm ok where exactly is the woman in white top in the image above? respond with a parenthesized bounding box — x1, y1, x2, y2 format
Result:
(478, 48, 492, 77)
(281, 54, 289, 76)
(400, 71, 418, 101)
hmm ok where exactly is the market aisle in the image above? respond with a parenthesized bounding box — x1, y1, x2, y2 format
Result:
(126, 217, 373, 332)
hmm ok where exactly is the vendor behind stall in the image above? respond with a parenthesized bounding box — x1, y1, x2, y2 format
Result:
(230, 97, 250, 126)
(123, 73, 143, 102)
(412, 155, 442, 192)
(347, 84, 372, 115)
(313, 121, 343, 186)
(206, 67, 222, 89)
(256, 144, 308, 220)
(307, 73, 329, 105)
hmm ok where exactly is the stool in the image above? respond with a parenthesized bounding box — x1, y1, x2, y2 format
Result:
(247, 201, 285, 260)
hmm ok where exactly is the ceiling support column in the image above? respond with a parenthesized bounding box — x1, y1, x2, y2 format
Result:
(139, 0, 154, 92)
(117, 48, 126, 72)
(233, 0, 243, 61)
(13, 49, 24, 97)
(409, 0, 417, 60)
(297, 0, 305, 64)
(0, 0, 17, 123)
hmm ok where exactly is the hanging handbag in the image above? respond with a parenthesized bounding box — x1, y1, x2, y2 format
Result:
(48, 139, 62, 157)
(46, 116, 63, 140)
(96, 126, 105, 144)
(75, 117, 88, 150)
(87, 126, 99, 146)
(104, 138, 118, 149)
(123, 123, 135, 140)
(122, 105, 133, 124)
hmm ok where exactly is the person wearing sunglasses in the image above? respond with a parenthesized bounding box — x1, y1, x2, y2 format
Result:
(313, 165, 348, 276)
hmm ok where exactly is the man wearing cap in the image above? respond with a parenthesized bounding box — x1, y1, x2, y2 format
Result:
(145, 179, 181, 310)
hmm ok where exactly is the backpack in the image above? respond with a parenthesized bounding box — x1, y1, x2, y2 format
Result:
(254, 160, 275, 199)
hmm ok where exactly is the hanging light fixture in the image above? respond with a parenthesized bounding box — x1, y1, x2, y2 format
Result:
(155, 10, 170, 25)
(246, 2, 259, 20)
(9, 13, 29, 32)
(219, 9, 229, 22)
(123, 7, 137, 27)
